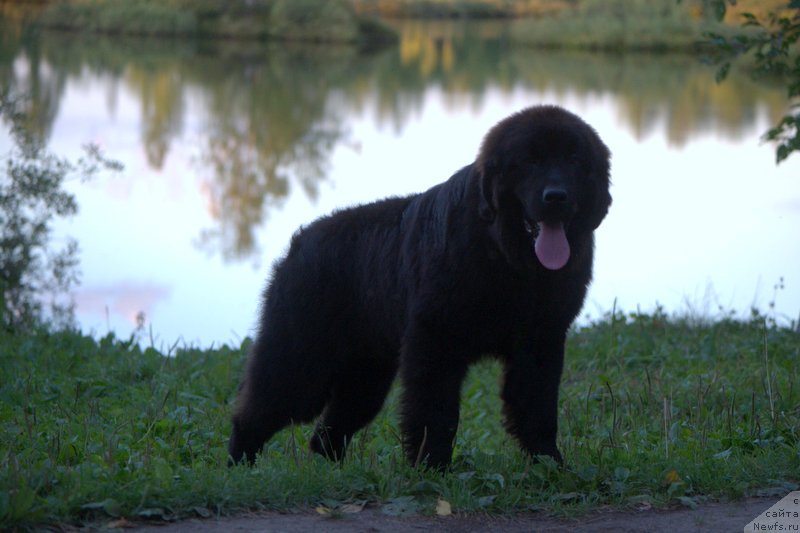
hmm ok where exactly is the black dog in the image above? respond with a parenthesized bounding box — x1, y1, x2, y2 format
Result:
(229, 105, 611, 469)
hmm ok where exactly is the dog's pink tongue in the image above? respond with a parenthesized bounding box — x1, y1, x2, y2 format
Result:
(535, 222, 570, 270)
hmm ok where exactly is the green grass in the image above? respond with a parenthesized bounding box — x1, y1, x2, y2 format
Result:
(2, 310, 799, 529)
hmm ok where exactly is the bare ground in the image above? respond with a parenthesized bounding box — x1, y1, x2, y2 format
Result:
(123, 498, 772, 533)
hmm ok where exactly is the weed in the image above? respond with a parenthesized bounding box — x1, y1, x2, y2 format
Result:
(1, 311, 798, 528)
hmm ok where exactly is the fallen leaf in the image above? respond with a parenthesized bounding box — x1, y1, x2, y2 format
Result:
(436, 499, 452, 516)
(340, 502, 367, 514)
(664, 469, 681, 484)
(315, 506, 331, 515)
(193, 506, 212, 518)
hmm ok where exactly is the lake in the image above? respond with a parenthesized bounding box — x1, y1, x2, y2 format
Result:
(2, 21, 799, 347)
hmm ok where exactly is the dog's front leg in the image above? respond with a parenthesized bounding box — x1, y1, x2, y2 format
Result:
(501, 328, 567, 464)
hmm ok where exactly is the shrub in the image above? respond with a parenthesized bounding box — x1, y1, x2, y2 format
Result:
(38, 0, 198, 36)
(268, 0, 362, 43)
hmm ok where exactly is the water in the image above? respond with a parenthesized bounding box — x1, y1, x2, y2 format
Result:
(2, 21, 798, 347)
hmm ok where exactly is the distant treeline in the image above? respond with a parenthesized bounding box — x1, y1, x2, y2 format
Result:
(1, 0, 398, 44)
(0, 0, 790, 49)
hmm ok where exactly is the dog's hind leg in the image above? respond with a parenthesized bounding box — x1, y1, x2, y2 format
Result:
(228, 334, 332, 465)
(398, 331, 469, 471)
(310, 353, 397, 461)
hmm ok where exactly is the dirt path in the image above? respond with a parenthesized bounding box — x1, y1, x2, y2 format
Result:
(127, 498, 771, 532)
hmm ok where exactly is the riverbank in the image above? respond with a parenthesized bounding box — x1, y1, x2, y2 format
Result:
(2, 0, 398, 46)
(509, 0, 795, 53)
(2, 0, 788, 52)
(2, 312, 798, 529)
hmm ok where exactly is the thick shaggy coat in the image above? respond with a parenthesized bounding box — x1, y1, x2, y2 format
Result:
(229, 105, 612, 469)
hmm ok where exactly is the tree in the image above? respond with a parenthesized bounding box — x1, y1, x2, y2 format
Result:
(0, 90, 121, 331)
(705, 0, 800, 163)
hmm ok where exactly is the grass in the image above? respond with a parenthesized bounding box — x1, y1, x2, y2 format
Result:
(2, 310, 799, 529)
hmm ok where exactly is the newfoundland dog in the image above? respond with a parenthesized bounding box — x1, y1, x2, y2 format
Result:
(229, 105, 611, 469)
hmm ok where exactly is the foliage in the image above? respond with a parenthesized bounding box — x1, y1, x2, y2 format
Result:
(2, 93, 70, 331)
(32, 0, 397, 44)
(350, 0, 571, 19)
(36, 0, 199, 37)
(0, 90, 121, 332)
(510, 0, 743, 52)
(704, 1, 800, 162)
(270, 0, 355, 43)
(1, 312, 798, 529)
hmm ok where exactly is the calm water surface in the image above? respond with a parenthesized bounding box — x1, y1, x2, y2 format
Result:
(2, 22, 799, 346)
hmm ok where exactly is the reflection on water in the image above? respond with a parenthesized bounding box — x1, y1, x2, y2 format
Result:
(2, 22, 788, 261)
(195, 45, 363, 260)
(1, 21, 797, 344)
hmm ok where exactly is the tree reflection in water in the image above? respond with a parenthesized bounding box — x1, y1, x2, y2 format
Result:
(0, 20, 790, 263)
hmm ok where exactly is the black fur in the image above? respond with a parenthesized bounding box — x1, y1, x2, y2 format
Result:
(229, 105, 611, 469)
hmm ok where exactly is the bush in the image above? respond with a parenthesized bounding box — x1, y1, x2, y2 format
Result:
(34, 0, 397, 44)
(0, 91, 121, 331)
(268, 0, 361, 43)
(38, 0, 198, 36)
(511, 0, 740, 52)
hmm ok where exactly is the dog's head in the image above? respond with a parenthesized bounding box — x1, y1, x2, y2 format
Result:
(476, 105, 611, 271)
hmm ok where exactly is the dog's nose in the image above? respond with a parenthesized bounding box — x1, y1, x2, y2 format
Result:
(542, 186, 568, 204)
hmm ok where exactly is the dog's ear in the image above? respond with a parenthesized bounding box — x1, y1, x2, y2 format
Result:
(588, 185, 612, 230)
(586, 138, 612, 230)
(478, 158, 498, 222)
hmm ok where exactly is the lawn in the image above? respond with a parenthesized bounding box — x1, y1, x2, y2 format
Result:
(1, 310, 798, 528)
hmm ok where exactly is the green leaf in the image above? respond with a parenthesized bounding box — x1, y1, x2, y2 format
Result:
(678, 496, 698, 509)
(411, 480, 442, 495)
(713, 448, 732, 459)
(477, 495, 496, 508)
(552, 492, 581, 502)
(193, 506, 212, 518)
(458, 470, 476, 481)
(382, 497, 419, 517)
(614, 466, 631, 481)
(715, 63, 731, 84)
(777, 144, 791, 163)
(481, 472, 505, 489)
(741, 12, 762, 28)
(80, 498, 121, 517)
(137, 507, 169, 519)
(577, 465, 599, 482)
